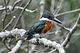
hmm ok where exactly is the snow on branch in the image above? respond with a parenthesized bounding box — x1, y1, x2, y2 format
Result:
(0, 5, 37, 13)
(0, 28, 65, 53)
(0, 28, 26, 38)
(8, 40, 22, 53)
(29, 38, 65, 53)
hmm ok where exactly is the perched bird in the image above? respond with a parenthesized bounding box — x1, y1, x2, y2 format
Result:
(15, 10, 62, 42)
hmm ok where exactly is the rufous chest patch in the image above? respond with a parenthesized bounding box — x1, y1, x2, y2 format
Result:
(42, 21, 52, 32)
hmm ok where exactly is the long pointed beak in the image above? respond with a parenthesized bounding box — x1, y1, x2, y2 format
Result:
(51, 18, 62, 24)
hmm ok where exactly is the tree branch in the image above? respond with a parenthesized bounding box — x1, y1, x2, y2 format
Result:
(0, 5, 37, 12)
(0, 28, 65, 53)
(53, 0, 64, 15)
(12, 0, 23, 10)
(8, 40, 22, 53)
(29, 38, 65, 53)
(49, 14, 80, 53)
(50, 0, 55, 13)
(2, 16, 16, 31)
(39, 0, 45, 18)
(55, 9, 80, 17)
(13, 0, 32, 29)
(61, 14, 80, 47)
(0, 28, 26, 38)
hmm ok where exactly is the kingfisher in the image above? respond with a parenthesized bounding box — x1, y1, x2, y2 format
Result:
(15, 10, 62, 42)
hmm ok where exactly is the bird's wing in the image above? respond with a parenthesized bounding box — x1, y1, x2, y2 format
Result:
(28, 21, 45, 34)
(14, 21, 45, 41)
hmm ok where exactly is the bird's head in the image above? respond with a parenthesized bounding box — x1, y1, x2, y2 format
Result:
(40, 10, 62, 24)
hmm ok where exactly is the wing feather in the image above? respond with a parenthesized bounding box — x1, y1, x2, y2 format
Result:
(28, 21, 45, 34)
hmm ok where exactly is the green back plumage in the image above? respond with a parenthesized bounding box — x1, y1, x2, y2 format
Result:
(17, 21, 45, 40)
(29, 21, 45, 33)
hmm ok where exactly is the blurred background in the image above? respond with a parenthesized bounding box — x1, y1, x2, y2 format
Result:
(0, 0, 80, 53)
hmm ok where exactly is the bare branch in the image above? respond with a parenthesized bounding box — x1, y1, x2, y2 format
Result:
(2, 0, 10, 29)
(50, 0, 55, 13)
(55, 9, 80, 17)
(0, 5, 38, 12)
(57, 24, 70, 31)
(20, 16, 25, 29)
(2, 16, 16, 31)
(53, 0, 64, 15)
(61, 14, 80, 47)
(13, 0, 32, 29)
(39, 0, 45, 18)
(15, 6, 38, 13)
(50, 14, 80, 53)
(12, 0, 23, 10)
(3, 0, 8, 29)
(8, 40, 22, 53)
(6, 0, 10, 6)
(0, 5, 38, 13)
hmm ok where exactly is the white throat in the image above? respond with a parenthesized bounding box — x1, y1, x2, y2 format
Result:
(39, 17, 52, 22)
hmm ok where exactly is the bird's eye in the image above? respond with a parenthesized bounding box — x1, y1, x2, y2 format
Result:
(48, 16, 51, 19)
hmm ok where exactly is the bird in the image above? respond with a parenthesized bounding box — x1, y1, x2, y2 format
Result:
(15, 10, 62, 42)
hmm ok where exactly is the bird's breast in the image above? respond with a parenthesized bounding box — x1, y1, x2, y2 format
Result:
(42, 21, 52, 32)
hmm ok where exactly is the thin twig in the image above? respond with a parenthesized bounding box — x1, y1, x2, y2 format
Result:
(12, 0, 23, 10)
(0, 5, 38, 12)
(53, 0, 64, 15)
(3, 0, 10, 28)
(3, 0, 8, 29)
(2, 38, 11, 51)
(57, 24, 70, 31)
(55, 9, 80, 17)
(6, 0, 10, 6)
(50, 0, 55, 13)
(2, 0, 10, 51)
(15, 6, 38, 12)
(20, 16, 25, 28)
(13, 0, 32, 29)
(2, 16, 16, 31)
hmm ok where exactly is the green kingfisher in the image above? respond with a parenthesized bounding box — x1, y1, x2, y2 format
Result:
(15, 10, 62, 42)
